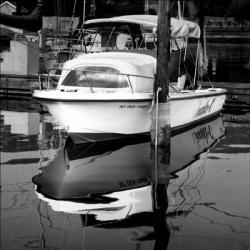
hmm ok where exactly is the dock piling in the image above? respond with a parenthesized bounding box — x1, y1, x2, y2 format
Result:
(150, 0, 171, 147)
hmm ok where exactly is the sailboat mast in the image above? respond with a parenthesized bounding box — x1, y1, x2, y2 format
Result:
(177, 0, 182, 19)
(198, 0, 208, 72)
(145, 0, 149, 14)
(82, 0, 86, 28)
(70, 0, 77, 34)
(199, 0, 205, 48)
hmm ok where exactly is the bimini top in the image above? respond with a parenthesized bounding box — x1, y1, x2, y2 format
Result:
(58, 52, 156, 93)
(84, 14, 200, 39)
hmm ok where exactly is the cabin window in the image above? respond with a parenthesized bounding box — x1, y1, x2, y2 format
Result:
(61, 66, 129, 88)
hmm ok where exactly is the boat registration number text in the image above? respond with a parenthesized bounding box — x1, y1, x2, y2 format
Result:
(119, 104, 150, 109)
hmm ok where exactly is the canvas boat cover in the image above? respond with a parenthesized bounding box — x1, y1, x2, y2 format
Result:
(85, 15, 200, 39)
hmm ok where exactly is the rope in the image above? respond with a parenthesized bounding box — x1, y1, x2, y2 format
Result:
(155, 87, 162, 147)
(154, 87, 162, 209)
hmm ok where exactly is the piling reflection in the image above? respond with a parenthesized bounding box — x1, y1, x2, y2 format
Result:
(32, 115, 225, 249)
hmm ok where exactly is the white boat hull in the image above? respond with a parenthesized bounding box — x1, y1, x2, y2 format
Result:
(34, 88, 226, 141)
(45, 100, 152, 134)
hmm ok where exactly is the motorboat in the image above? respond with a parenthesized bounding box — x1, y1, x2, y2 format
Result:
(33, 52, 226, 141)
(33, 15, 226, 142)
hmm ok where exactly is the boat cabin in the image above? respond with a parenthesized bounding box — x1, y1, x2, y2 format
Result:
(57, 52, 156, 93)
(51, 16, 202, 93)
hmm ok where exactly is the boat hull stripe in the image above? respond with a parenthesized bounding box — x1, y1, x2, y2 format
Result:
(33, 91, 226, 102)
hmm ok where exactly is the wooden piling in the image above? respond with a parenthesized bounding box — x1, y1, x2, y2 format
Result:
(156, 0, 171, 103)
(150, 0, 172, 189)
(150, 0, 171, 147)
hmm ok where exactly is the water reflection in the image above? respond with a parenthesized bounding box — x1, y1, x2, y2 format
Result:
(0, 109, 40, 153)
(0, 100, 66, 166)
(33, 116, 224, 200)
(32, 116, 225, 249)
(207, 43, 250, 82)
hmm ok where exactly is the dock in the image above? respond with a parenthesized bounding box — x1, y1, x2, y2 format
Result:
(201, 81, 250, 108)
(0, 74, 47, 98)
(201, 81, 250, 124)
(0, 76, 39, 97)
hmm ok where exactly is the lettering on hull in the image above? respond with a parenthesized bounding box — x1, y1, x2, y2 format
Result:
(193, 98, 216, 118)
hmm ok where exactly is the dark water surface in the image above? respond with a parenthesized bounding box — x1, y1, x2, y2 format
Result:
(1, 43, 250, 250)
(207, 43, 250, 83)
(1, 96, 249, 250)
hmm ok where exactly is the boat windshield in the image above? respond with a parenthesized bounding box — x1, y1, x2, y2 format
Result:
(61, 66, 129, 88)
(83, 22, 157, 51)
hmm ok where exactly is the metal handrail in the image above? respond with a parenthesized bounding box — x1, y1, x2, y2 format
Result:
(39, 68, 155, 92)
(57, 68, 155, 79)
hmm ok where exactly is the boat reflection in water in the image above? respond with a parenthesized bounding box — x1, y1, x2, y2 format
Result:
(32, 116, 225, 249)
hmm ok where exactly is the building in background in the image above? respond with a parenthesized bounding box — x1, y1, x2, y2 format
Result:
(0, 1, 27, 33)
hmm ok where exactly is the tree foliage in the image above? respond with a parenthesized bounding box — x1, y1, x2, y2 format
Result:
(2, 0, 250, 20)
(229, 1, 250, 23)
